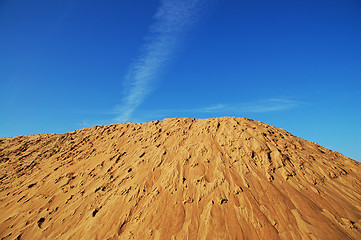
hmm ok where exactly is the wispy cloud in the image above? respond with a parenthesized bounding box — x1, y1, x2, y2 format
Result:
(235, 98, 300, 113)
(142, 98, 302, 118)
(114, 0, 210, 122)
(80, 98, 301, 127)
(199, 98, 300, 113)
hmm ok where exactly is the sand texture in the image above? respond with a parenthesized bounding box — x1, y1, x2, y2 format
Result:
(0, 117, 360, 239)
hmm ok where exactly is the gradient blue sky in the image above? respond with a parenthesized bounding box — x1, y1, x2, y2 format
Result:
(1, 0, 360, 160)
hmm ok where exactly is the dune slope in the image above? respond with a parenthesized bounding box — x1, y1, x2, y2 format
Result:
(0, 117, 360, 239)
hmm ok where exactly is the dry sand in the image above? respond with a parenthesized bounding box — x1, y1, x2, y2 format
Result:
(0, 117, 360, 239)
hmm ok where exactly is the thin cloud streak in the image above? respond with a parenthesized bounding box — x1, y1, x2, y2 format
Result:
(198, 98, 300, 113)
(150, 98, 301, 116)
(115, 0, 209, 122)
(79, 98, 300, 126)
(238, 98, 299, 113)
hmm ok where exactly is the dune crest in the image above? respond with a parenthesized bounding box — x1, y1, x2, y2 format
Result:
(0, 117, 360, 239)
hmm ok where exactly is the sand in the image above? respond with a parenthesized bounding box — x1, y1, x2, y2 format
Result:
(0, 117, 360, 239)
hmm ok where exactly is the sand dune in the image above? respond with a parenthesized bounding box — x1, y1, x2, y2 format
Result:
(0, 117, 360, 239)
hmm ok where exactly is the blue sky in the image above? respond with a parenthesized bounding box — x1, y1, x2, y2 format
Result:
(1, 0, 360, 160)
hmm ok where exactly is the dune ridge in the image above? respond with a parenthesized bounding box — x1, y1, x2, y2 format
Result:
(0, 117, 360, 239)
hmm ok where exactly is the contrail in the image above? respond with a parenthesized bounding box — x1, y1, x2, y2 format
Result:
(114, 0, 210, 122)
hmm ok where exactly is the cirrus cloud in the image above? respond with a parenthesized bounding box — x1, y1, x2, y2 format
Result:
(114, 0, 212, 122)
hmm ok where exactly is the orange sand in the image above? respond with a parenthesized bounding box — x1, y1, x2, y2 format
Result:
(0, 117, 360, 239)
